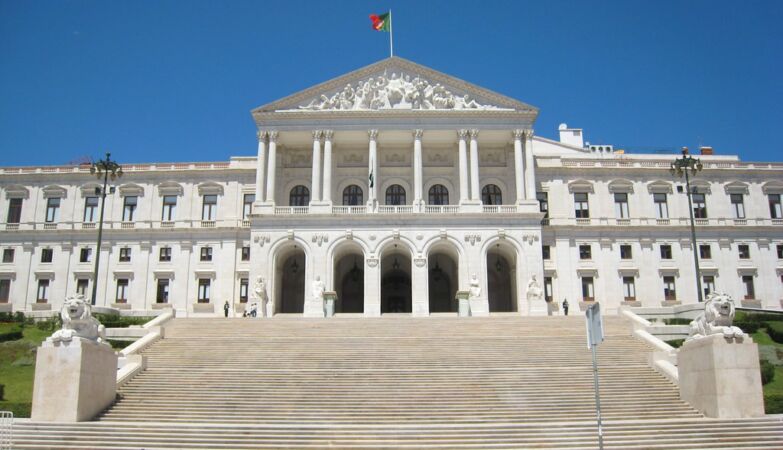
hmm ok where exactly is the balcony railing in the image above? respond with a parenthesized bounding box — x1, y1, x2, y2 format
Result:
(333, 206, 367, 215)
(378, 205, 414, 214)
(424, 205, 460, 214)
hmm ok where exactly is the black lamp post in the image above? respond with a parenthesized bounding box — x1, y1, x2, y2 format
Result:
(669, 147, 704, 302)
(89, 153, 123, 305)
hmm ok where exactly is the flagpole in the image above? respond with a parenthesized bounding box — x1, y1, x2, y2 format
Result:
(389, 9, 394, 57)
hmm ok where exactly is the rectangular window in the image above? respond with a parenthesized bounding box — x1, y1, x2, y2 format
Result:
(777, 244, 783, 259)
(6, 198, 22, 223)
(161, 195, 177, 221)
(692, 193, 707, 219)
(537, 192, 549, 218)
(544, 276, 553, 302)
(41, 248, 53, 263)
(76, 279, 89, 296)
(156, 279, 170, 303)
(37, 279, 49, 302)
(0, 279, 10, 303)
(653, 193, 668, 219)
(45, 197, 60, 223)
(116, 279, 129, 303)
(202, 195, 217, 221)
(122, 196, 137, 222)
(119, 247, 132, 263)
(198, 278, 211, 303)
(159, 247, 172, 262)
(574, 193, 590, 218)
(699, 244, 712, 259)
(770, 194, 782, 219)
(240, 278, 249, 303)
(614, 193, 629, 219)
(200, 247, 212, 262)
(542, 245, 550, 260)
(241, 246, 250, 261)
(738, 244, 750, 259)
(79, 247, 92, 263)
(581, 277, 595, 301)
(730, 194, 745, 219)
(622, 276, 636, 300)
(579, 244, 591, 260)
(243, 194, 255, 220)
(742, 275, 755, 299)
(663, 276, 676, 300)
(702, 275, 715, 297)
(620, 244, 632, 260)
(83, 196, 99, 222)
(660, 244, 672, 259)
(2, 248, 14, 263)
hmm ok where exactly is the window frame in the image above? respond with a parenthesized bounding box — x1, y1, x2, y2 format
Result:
(79, 247, 92, 263)
(579, 244, 592, 260)
(122, 196, 138, 222)
(115, 279, 129, 303)
(427, 184, 449, 205)
(0, 279, 10, 303)
(699, 244, 712, 260)
(692, 193, 708, 219)
(581, 276, 595, 301)
(770, 194, 782, 219)
(738, 244, 750, 259)
(660, 244, 673, 260)
(41, 248, 53, 263)
(118, 247, 132, 263)
(201, 194, 218, 221)
(156, 279, 170, 303)
(385, 184, 407, 206)
(161, 195, 177, 221)
(242, 194, 255, 219)
(45, 197, 60, 223)
(620, 244, 632, 260)
(83, 196, 99, 223)
(342, 185, 363, 206)
(663, 276, 676, 300)
(197, 278, 211, 303)
(37, 279, 49, 303)
(730, 193, 745, 219)
(574, 192, 590, 218)
(241, 246, 250, 262)
(239, 278, 249, 303)
(6, 198, 22, 223)
(653, 193, 669, 219)
(622, 276, 636, 300)
(2, 248, 14, 263)
(481, 184, 502, 206)
(200, 247, 213, 262)
(614, 193, 629, 219)
(289, 186, 310, 207)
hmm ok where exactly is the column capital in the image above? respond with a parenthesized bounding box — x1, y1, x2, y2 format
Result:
(322, 129, 334, 140)
(457, 129, 469, 140)
(256, 130, 267, 141)
(368, 129, 379, 140)
(469, 129, 480, 139)
(312, 130, 323, 140)
(524, 129, 535, 139)
(268, 130, 279, 142)
(512, 129, 525, 140)
(413, 129, 424, 140)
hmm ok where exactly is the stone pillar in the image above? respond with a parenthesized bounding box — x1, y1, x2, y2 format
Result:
(458, 129, 469, 203)
(311, 130, 322, 203)
(469, 129, 480, 202)
(322, 130, 333, 204)
(255, 131, 267, 202)
(512, 129, 525, 203)
(265, 131, 278, 203)
(413, 129, 424, 209)
(524, 129, 536, 200)
(364, 256, 381, 317)
(411, 255, 429, 316)
(368, 129, 379, 208)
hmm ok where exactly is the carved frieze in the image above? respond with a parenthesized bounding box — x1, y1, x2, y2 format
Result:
(465, 234, 482, 246)
(312, 234, 329, 247)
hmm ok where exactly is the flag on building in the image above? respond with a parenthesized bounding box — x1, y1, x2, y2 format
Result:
(370, 12, 390, 32)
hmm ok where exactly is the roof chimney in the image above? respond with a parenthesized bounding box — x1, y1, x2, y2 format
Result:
(699, 146, 714, 155)
(558, 123, 584, 148)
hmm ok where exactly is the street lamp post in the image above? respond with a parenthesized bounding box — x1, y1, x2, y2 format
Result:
(670, 147, 704, 303)
(89, 153, 122, 306)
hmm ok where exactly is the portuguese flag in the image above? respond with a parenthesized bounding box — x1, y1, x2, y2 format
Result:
(370, 12, 390, 32)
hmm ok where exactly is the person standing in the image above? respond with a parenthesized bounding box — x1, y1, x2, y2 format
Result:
(562, 298, 569, 316)
(223, 300, 230, 318)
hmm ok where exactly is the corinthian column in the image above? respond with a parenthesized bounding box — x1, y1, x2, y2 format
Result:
(311, 130, 323, 202)
(322, 130, 333, 203)
(368, 129, 379, 206)
(469, 129, 480, 201)
(524, 129, 536, 200)
(458, 129, 469, 203)
(255, 130, 267, 202)
(512, 129, 525, 203)
(413, 129, 423, 208)
(265, 131, 278, 203)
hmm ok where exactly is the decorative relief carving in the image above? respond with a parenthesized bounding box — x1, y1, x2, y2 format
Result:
(286, 230, 294, 240)
(497, 229, 506, 239)
(413, 129, 424, 139)
(523, 234, 539, 245)
(384, 152, 407, 165)
(368, 129, 379, 140)
(366, 258, 379, 268)
(392, 229, 400, 240)
(268, 131, 279, 142)
(465, 234, 481, 246)
(285, 150, 311, 168)
(339, 152, 365, 167)
(414, 257, 427, 268)
(345, 230, 353, 240)
(415, 234, 423, 241)
(312, 234, 329, 247)
(480, 149, 506, 166)
(424, 152, 452, 166)
(439, 229, 447, 239)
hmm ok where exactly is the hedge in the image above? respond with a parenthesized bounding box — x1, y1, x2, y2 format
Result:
(732, 320, 760, 334)
(765, 321, 783, 344)
(764, 394, 783, 415)
(0, 325, 23, 342)
(93, 314, 154, 328)
(760, 359, 776, 385)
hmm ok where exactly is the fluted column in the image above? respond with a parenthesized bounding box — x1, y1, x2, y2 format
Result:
(255, 131, 267, 202)
(512, 129, 525, 203)
(265, 131, 278, 203)
(311, 130, 323, 202)
(413, 129, 423, 208)
(322, 130, 333, 203)
(469, 129, 480, 201)
(458, 129, 469, 203)
(524, 129, 536, 200)
(368, 129, 379, 206)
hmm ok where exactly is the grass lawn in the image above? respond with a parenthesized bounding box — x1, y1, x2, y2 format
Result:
(0, 324, 51, 417)
(752, 327, 783, 413)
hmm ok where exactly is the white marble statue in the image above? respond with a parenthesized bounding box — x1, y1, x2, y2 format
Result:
(526, 275, 543, 302)
(687, 292, 746, 342)
(312, 276, 325, 301)
(253, 276, 268, 303)
(49, 294, 106, 344)
(468, 273, 481, 299)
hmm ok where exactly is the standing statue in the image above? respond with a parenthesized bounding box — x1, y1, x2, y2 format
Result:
(526, 275, 544, 302)
(468, 273, 481, 299)
(312, 276, 325, 302)
(253, 276, 268, 317)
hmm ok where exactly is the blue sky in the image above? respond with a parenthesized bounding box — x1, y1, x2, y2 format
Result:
(1, 0, 781, 166)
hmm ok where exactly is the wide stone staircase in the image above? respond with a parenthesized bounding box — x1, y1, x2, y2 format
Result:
(13, 316, 783, 448)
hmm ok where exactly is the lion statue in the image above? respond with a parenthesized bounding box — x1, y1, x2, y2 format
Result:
(687, 292, 745, 342)
(49, 294, 106, 344)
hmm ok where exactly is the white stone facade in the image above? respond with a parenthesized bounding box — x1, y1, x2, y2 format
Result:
(1, 57, 782, 317)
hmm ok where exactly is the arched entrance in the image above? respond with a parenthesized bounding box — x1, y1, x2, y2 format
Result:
(428, 245, 459, 313)
(275, 245, 305, 314)
(333, 242, 364, 313)
(487, 242, 517, 312)
(381, 244, 412, 313)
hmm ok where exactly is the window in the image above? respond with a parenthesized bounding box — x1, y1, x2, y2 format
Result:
(239, 278, 249, 303)
(481, 184, 502, 205)
(0, 279, 10, 302)
(574, 193, 590, 218)
(385, 184, 406, 205)
(777, 244, 783, 259)
(620, 244, 632, 260)
(116, 279, 129, 303)
(342, 185, 363, 206)
(738, 244, 750, 259)
(159, 247, 172, 262)
(197, 278, 211, 303)
(428, 184, 449, 205)
(202, 194, 217, 220)
(84, 196, 99, 222)
(162, 195, 177, 221)
(579, 245, 591, 260)
(41, 248, 53, 263)
(623, 276, 636, 300)
(653, 193, 668, 219)
(702, 275, 715, 297)
(614, 193, 629, 218)
(770, 194, 782, 219)
(742, 275, 755, 299)
(76, 279, 89, 296)
(660, 245, 672, 259)
(663, 276, 676, 300)
(241, 246, 250, 262)
(544, 277, 553, 302)
(289, 186, 309, 207)
(119, 247, 132, 262)
(699, 244, 712, 260)
(730, 194, 745, 219)
(2, 249, 14, 263)
(692, 193, 707, 219)
(6, 198, 22, 223)
(79, 247, 92, 263)
(241, 193, 255, 220)
(200, 247, 213, 262)
(45, 197, 60, 222)
(542, 245, 551, 260)
(37, 279, 49, 302)
(581, 277, 595, 301)
(122, 196, 137, 222)
(537, 192, 549, 218)
(156, 279, 169, 303)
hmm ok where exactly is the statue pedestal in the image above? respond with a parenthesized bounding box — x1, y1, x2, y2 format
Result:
(678, 334, 764, 418)
(456, 291, 470, 317)
(32, 338, 117, 422)
(528, 299, 548, 316)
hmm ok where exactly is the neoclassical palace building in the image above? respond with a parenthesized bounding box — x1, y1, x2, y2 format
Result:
(1, 57, 782, 317)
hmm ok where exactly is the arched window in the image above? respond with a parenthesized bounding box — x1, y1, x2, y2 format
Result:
(482, 184, 502, 205)
(289, 185, 310, 206)
(428, 184, 449, 205)
(385, 184, 406, 205)
(342, 185, 364, 206)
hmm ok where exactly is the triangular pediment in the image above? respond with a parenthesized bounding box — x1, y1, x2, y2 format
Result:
(253, 57, 537, 115)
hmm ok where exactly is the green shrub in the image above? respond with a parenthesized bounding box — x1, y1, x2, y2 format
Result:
(733, 320, 760, 334)
(666, 339, 685, 348)
(35, 316, 61, 332)
(107, 339, 130, 350)
(662, 318, 692, 325)
(94, 314, 153, 328)
(764, 394, 783, 414)
(765, 321, 783, 344)
(760, 359, 776, 385)
(0, 384, 4, 401)
(0, 325, 23, 342)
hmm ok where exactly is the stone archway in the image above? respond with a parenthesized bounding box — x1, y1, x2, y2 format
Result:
(333, 242, 365, 313)
(381, 244, 412, 314)
(275, 245, 306, 314)
(428, 246, 459, 313)
(486, 242, 517, 312)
